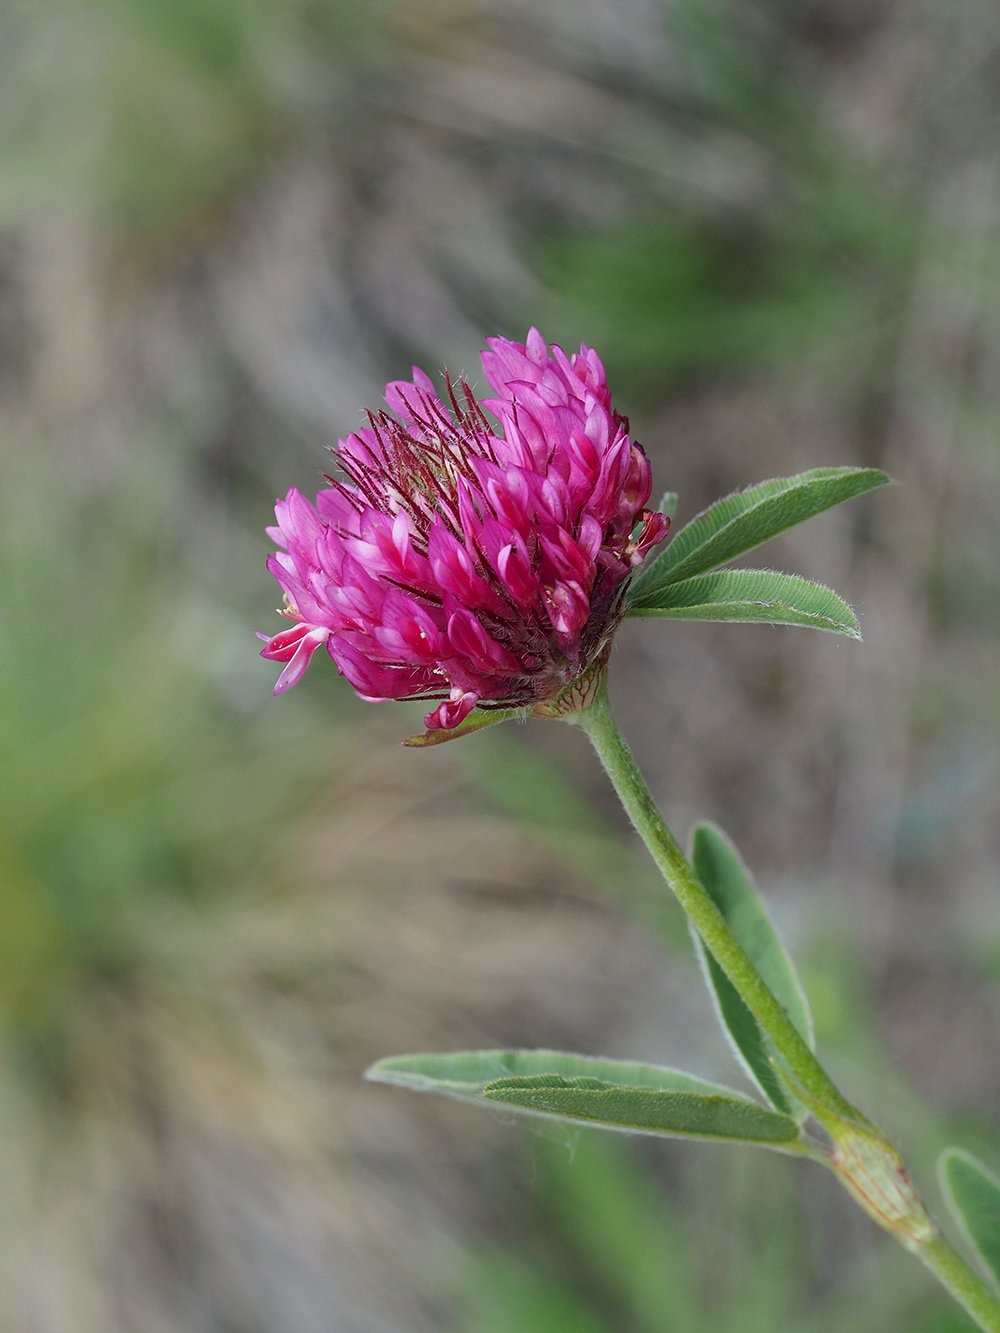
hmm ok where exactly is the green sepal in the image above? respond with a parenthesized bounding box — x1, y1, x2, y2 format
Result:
(689, 822, 814, 1119)
(939, 1148, 1000, 1288)
(404, 707, 526, 747)
(627, 568, 860, 637)
(629, 466, 889, 605)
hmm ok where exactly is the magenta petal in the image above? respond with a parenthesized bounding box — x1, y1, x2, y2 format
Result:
(632, 510, 671, 563)
(545, 581, 590, 638)
(331, 634, 436, 701)
(384, 370, 444, 424)
(260, 622, 315, 662)
(525, 327, 547, 363)
(446, 606, 519, 673)
(427, 521, 494, 608)
(424, 689, 479, 731)
(497, 542, 537, 604)
(260, 624, 330, 693)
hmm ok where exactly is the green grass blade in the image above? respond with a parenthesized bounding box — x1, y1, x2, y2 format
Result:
(366, 1049, 749, 1101)
(629, 466, 889, 602)
(482, 1075, 801, 1146)
(627, 568, 861, 637)
(690, 823, 814, 1118)
(940, 1148, 1000, 1288)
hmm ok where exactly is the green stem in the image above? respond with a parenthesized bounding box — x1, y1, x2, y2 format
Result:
(576, 686, 858, 1125)
(574, 683, 1000, 1333)
(920, 1237, 1000, 1333)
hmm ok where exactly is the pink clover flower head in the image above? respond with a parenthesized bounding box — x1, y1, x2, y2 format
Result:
(261, 328, 668, 731)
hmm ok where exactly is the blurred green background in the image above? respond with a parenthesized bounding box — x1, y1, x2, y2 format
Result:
(2, 0, 999, 1328)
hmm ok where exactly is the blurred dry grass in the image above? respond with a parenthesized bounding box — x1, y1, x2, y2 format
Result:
(2, 0, 999, 1329)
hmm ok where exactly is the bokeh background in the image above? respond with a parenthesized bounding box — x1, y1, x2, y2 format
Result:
(2, 1, 999, 1329)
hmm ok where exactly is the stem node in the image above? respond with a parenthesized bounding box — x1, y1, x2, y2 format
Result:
(829, 1122, 937, 1250)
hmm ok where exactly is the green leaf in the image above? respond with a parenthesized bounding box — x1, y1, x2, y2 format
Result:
(482, 1074, 801, 1146)
(366, 1049, 745, 1102)
(366, 1050, 803, 1148)
(940, 1148, 1000, 1288)
(629, 466, 889, 603)
(627, 569, 860, 637)
(690, 823, 814, 1118)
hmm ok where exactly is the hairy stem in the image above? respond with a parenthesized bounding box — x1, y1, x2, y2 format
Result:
(919, 1237, 1000, 1333)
